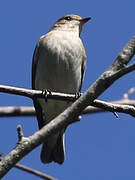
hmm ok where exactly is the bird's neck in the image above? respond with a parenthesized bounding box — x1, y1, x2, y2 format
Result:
(50, 24, 81, 37)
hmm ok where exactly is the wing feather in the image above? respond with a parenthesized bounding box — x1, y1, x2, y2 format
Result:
(32, 41, 45, 129)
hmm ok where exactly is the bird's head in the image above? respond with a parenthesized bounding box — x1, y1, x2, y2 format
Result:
(51, 14, 91, 36)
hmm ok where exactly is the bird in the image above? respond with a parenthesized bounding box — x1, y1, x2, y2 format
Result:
(32, 14, 91, 164)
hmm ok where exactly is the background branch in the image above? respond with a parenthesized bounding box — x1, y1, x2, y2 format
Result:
(0, 98, 135, 117)
(0, 154, 57, 180)
(15, 163, 58, 180)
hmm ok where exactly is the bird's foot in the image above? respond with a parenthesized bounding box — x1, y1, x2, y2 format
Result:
(42, 89, 52, 102)
(75, 92, 82, 100)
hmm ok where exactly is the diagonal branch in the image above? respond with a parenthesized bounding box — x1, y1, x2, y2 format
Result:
(15, 163, 58, 180)
(0, 154, 58, 180)
(0, 35, 135, 178)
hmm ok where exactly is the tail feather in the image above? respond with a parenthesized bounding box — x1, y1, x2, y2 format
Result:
(41, 133, 65, 164)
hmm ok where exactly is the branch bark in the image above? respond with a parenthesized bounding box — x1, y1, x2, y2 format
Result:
(0, 154, 58, 180)
(0, 35, 135, 178)
(0, 98, 135, 117)
(15, 163, 58, 180)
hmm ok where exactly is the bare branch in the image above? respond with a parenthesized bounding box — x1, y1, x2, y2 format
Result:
(15, 163, 58, 180)
(0, 154, 58, 180)
(91, 99, 135, 117)
(0, 84, 76, 101)
(0, 98, 135, 117)
(110, 36, 135, 71)
(123, 87, 135, 99)
(112, 111, 119, 119)
(0, 106, 35, 117)
(0, 35, 135, 178)
(83, 99, 135, 113)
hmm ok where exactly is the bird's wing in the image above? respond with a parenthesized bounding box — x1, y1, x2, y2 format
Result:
(32, 43, 39, 90)
(32, 41, 46, 129)
(79, 48, 86, 92)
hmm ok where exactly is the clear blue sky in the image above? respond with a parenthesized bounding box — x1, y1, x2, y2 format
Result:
(1, 0, 135, 179)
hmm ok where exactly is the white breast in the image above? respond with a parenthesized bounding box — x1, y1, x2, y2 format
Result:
(35, 31, 85, 121)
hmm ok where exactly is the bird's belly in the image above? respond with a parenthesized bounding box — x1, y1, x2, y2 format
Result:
(35, 55, 81, 122)
(35, 50, 82, 93)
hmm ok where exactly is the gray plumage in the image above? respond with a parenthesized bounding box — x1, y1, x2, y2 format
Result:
(32, 14, 90, 164)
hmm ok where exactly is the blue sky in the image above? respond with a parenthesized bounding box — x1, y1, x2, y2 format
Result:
(0, 0, 135, 179)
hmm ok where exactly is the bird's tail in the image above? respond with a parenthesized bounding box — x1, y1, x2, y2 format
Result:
(40, 132, 65, 164)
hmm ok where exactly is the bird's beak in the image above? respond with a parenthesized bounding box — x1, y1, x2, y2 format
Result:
(80, 17, 91, 24)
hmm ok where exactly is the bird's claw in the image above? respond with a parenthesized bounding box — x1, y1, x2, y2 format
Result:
(42, 89, 52, 102)
(75, 92, 81, 100)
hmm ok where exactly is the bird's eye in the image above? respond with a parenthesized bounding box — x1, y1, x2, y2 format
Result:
(64, 16, 72, 21)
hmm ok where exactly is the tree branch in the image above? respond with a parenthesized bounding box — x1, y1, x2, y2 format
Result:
(0, 84, 77, 101)
(15, 163, 58, 180)
(0, 154, 58, 180)
(0, 106, 35, 117)
(83, 99, 135, 114)
(91, 99, 135, 117)
(0, 98, 135, 117)
(0, 35, 135, 178)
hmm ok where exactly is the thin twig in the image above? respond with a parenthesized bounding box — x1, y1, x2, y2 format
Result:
(123, 87, 135, 99)
(15, 163, 58, 180)
(0, 106, 35, 117)
(91, 99, 135, 117)
(113, 112, 119, 119)
(17, 125, 24, 141)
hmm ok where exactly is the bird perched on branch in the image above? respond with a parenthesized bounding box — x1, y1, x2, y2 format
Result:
(32, 14, 91, 164)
